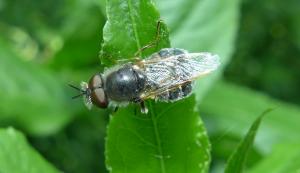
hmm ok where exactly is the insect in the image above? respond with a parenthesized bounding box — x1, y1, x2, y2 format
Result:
(69, 21, 220, 114)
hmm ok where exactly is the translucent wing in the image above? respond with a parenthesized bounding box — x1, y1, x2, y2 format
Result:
(140, 50, 220, 99)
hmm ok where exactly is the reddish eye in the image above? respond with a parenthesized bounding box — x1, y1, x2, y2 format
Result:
(88, 73, 108, 108)
(89, 74, 103, 89)
(91, 88, 108, 108)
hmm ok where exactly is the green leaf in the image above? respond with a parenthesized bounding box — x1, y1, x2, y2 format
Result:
(101, 0, 211, 172)
(0, 38, 73, 136)
(99, 0, 170, 66)
(157, 0, 241, 102)
(200, 80, 300, 153)
(0, 127, 60, 173)
(224, 109, 272, 173)
(248, 143, 300, 173)
(106, 97, 210, 173)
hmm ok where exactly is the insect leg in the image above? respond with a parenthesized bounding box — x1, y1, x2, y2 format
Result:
(132, 97, 148, 114)
(134, 20, 163, 57)
(140, 101, 148, 114)
(114, 106, 119, 112)
(115, 57, 142, 64)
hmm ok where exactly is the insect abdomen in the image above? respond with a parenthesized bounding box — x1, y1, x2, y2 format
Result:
(157, 82, 193, 102)
(149, 48, 188, 59)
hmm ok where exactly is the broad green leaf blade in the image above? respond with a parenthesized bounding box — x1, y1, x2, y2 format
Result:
(157, 0, 241, 103)
(0, 38, 73, 136)
(106, 97, 211, 173)
(200, 80, 300, 153)
(101, 0, 211, 172)
(99, 0, 170, 66)
(0, 128, 60, 173)
(248, 143, 300, 173)
(224, 109, 272, 173)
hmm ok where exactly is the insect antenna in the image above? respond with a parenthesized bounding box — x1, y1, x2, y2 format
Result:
(68, 84, 83, 91)
(68, 84, 86, 99)
(71, 93, 86, 99)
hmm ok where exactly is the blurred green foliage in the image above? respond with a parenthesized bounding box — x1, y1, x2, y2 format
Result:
(0, 128, 60, 173)
(225, 0, 300, 105)
(0, 0, 299, 172)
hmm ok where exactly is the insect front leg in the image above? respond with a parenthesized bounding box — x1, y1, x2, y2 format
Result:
(114, 106, 119, 113)
(115, 57, 142, 64)
(134, 19, 163, 57)
(140, 101, 148, 114)
(133, 97, 148, 114)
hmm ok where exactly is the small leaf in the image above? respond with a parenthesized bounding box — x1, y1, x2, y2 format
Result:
(106, 97, 211, 173)
(0, 127, 60, 173)
(224, 109, 273, 173)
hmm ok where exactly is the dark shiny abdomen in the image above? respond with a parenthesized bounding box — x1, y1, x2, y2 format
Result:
(157, 48, 187, 58)
(158, 82, 193, 102)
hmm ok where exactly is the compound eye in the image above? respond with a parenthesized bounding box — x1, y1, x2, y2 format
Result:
(91, 88, 108, 108)
(89, 74, 103, 89)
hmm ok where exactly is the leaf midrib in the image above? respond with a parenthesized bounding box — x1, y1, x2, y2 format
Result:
(125, 0, 166, 172)
(126, 0, 142, 56)
(149, 101, 166, 173)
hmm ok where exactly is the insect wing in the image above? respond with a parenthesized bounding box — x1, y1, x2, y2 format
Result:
(140, 52, 220, 99)
(176, 52, 220, 80)
(143, 52, 220, 87)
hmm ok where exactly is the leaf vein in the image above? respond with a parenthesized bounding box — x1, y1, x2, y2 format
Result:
(149, 101, 166, 173)
(126, 0, 142, 56)
(118, 126, 157, 148)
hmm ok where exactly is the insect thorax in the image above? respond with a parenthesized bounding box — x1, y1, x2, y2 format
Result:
(104, 64, 146, 102)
